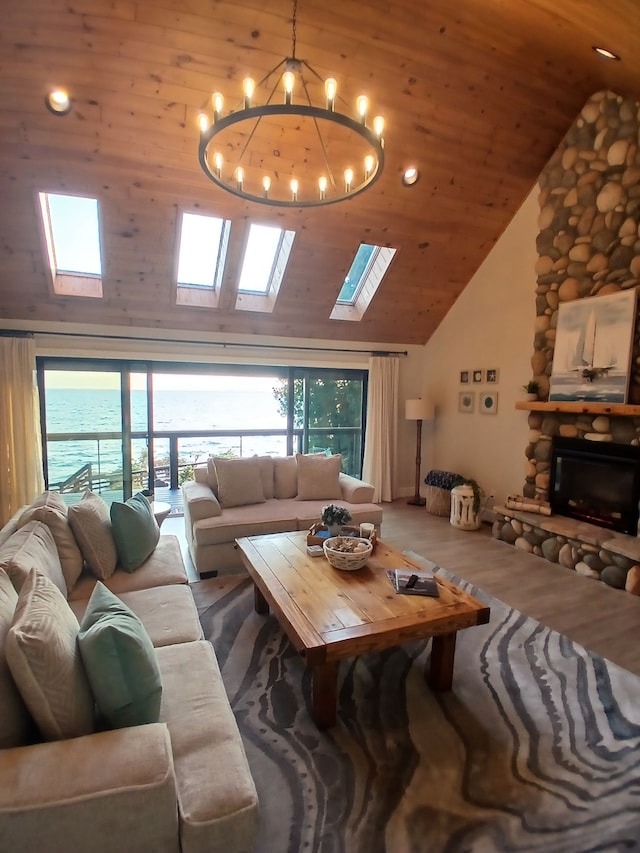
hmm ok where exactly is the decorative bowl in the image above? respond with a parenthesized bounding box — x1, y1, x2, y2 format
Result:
(323, 536, 373, 571)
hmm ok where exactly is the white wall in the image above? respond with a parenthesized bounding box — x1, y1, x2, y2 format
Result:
(420, 185, 539, 505)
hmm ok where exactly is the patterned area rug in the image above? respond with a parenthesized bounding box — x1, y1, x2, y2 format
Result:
(191, 559, 640, 853)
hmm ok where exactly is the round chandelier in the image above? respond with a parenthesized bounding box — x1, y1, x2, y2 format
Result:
(197, 0, 385, 208)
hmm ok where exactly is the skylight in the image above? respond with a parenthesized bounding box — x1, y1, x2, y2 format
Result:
(38, 192, 103, 297)
(337, 244, 376, 304)
(235, 223, 295, 312)
(177, 212, 229, 288)
(330, 243, 397, 321)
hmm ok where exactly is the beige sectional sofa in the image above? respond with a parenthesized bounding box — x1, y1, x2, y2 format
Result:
(0, 492, 258, 853)
(182, 452, 383, 577)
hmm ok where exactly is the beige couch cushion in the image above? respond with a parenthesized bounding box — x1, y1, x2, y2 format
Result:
(156, 640, 259, 853)
(0, 521, 67, 597)
(6, 569, 95, 741)
(69, 584, 203, 648)
(68, 534, 187, 601)
(192, 499, 299, 548)
(295, 452, 342, 500)
(206, 458, 219, 495)
(18, 495, 83, 591)
(68, 491, 118, 581)
(0, 569, 35, 748)
(214, 457, 265, 508)
(273, 456, 297, 499)
(254, 455, 274, 499)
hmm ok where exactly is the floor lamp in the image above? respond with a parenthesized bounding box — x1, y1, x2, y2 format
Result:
(405, 398, 435, 506)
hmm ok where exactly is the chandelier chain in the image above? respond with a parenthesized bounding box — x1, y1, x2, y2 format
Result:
(291, 0, 298, 58)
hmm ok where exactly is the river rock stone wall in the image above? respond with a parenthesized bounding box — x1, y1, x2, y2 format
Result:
(524, 89, 640, 502)
(492, 509, 640, 594)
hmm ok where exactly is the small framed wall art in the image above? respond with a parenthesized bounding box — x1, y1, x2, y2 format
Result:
(479, 391, 498, 415)
(486, 368, 499, 384)
(459, 391, 475, 413)
(472, 369, 483, 383)
(460, 370, 470, 384)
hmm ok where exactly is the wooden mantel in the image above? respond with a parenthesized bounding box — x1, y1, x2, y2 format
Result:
(515, 401, 640, 416)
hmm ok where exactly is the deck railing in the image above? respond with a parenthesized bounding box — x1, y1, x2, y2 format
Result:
(46, 426, 363, 505)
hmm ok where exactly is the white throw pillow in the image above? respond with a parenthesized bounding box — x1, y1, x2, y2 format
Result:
(295, 453, 343, 501)
(214, 457, 265, 508)
(6, 569, 95, 741)
(0, 569, 35, 748)
(18, 495, 83, 591)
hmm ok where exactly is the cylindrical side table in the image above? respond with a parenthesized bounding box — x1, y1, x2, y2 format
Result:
(450, 485, 481, 530)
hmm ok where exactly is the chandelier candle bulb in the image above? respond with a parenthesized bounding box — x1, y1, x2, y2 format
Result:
(357, 95, 368, 123)
(364, 155, 375, 178)
(236, 166, 244, 189)
(325, 78, 337, 110)
(344, 168, 354, 192)
(290, 178, 299, 201)
(373, 115, 384, 138)
(318, 176, 327, 199)
(262, 176, 271, 197)
(214, 152, 223, 176)
(242, 77, 255, 108)
(283, 71, 295, 104)
(198, 113, 209, 133)
(212, 92, 223, 120)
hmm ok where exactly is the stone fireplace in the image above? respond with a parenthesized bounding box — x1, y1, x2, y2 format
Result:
(492, 89, 640, 595)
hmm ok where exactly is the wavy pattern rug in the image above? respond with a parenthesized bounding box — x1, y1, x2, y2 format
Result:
(191, 561, 640, 853)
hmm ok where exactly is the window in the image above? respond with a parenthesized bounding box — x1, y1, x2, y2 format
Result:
(235, 223, 295, 312)
(330, 243, 396, 321)
(176, 211, 230, 308)
(38, 192, 103, 297)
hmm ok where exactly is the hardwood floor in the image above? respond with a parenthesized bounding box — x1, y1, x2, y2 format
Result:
(164, 500, 640, 677)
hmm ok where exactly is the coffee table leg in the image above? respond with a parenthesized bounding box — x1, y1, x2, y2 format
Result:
(253, 583, 269, 615)
(311, 662, 338, 729)
(429, 632, 457, 691)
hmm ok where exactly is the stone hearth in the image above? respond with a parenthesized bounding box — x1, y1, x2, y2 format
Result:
(493, 506, 640, 595)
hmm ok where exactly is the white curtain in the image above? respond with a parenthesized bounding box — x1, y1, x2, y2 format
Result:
(362, 356, 399, 502)
(0, 336, 44, 525)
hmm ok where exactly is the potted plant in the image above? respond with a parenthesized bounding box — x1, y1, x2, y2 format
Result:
(522, 380, 540, 402)
(321, 504, 352, 535)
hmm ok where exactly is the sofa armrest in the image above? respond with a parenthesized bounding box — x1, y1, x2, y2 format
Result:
(0, 723, 179, 853)
(339, 472, 375, 503)
(182, 480, 222, 522)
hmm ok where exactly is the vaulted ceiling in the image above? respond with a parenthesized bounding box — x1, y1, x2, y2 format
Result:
(1, 0, 639, 346)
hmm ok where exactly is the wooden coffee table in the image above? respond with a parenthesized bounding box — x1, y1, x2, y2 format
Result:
(235, 531, 490, 729)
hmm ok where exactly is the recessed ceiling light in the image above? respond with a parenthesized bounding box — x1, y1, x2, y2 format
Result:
(402, 167, 420, 187)
(45, 88, 72, 115)
(592, 46, 621, 61)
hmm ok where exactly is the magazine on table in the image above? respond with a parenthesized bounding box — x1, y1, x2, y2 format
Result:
(386, 566, 439, 597)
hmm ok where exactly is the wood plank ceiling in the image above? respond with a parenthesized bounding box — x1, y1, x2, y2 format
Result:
(0, 0, 639, 346)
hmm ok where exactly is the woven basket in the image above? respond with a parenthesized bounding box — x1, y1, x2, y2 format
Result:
(323, 537, 373, 571)
(425, 485, 452, 517)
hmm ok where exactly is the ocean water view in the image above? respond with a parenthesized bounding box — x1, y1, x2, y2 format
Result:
(45, 387, 288, 484)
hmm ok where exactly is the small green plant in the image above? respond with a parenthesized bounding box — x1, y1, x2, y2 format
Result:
(522, 380, 540, 395)
(321, 504, 352, 526)
(452, 476, 483, 515)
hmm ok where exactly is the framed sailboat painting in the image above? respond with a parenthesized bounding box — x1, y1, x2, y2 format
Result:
(549, 289, 637, 403)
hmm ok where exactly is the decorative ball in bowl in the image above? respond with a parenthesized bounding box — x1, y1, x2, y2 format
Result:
(323, 536, 373, 571)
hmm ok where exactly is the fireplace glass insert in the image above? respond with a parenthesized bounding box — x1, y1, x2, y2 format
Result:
(549, 436, 640, 535)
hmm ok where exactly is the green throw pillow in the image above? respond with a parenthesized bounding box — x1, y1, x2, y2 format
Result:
(78, 582, 162, 729)
(110, 492, 160, 572)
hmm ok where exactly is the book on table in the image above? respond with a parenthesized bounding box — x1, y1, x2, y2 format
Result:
(386, 567, 439, 597)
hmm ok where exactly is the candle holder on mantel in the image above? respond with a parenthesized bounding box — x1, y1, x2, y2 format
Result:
(405, 398, 435, 506)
